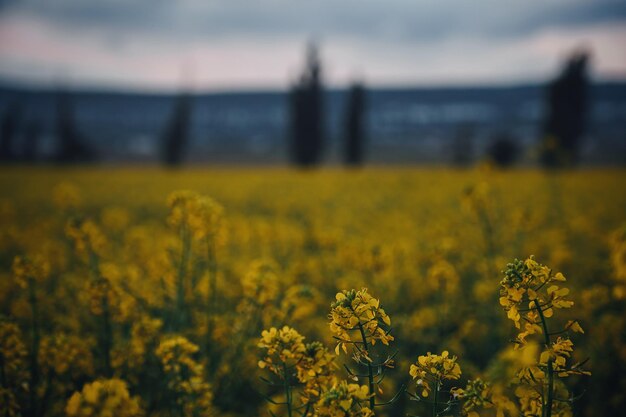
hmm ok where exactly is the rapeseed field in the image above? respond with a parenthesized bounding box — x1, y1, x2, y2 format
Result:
(1, 167, 624, 417)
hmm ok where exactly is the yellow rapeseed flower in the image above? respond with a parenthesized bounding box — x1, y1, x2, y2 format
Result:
(329, 288, 393, 359)
(409, 350, 461, 398)
(314, 381, 373, 417)
(65, 378, 143, 417)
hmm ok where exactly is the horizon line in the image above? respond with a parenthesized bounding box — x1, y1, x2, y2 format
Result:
(1, 75, 626, 96)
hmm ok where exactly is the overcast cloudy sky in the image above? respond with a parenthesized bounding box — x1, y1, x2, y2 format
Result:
(0, 0, 625, 91)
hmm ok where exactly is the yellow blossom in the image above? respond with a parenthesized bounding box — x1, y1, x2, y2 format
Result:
(409, 351, 461, 398)
(314, 381, 373, 417)
(329, 288, 393, 360)
(155, 336, 214, 417)
(65, 378, 143, 417)
(257, 326, 306, 376)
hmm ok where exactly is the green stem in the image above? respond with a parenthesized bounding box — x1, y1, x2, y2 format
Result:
(356, 322, 376, 410)
(38, 372, 54, 417)
(474, 199, 497, 278)
(438, 278, 447, 340)
(432, 378, 439, 417)
(301, 403, 311, 417)
(88, 251, 112, 377)
(101, 292, 112, 377)
(0, 351, 6, 388)
(205, 236, 217, 366)
(176, 226, 191, 330)
(534, 300, 553, 417)
(283, 363, 293, 417)
(28, 279, 40, 417)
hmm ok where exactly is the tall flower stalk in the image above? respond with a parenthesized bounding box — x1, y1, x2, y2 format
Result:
(13, 255, 50, 416)
(257, 326, 336, 417)
(499, 257, 590, 417)
(66, 218, 113, 376)
(329, 288, 396, 410)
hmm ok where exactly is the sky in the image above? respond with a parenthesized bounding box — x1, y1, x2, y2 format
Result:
(0, 0, 625, 91)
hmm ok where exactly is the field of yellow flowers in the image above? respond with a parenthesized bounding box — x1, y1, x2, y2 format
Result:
(1, 167, 625, 417)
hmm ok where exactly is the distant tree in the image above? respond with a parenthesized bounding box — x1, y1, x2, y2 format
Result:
(0, 102, 21, 162)
(55, 91, 96, 163)
(289, 43, 324, 166)
(487, 133, 520, 167)
(343, 82, 367, 166)
(451, 123, 474, 167)
(22, 120, 41, 162)
(161, 92, 191, 166)
(540, 51, 589, 168)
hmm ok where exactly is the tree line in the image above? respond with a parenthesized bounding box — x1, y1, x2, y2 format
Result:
(0, 46, 589, 168)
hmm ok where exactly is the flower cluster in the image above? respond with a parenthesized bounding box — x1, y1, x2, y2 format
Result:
(258, 326, 337, 411)
(0, 321, 27, 371)
(237, 260, 281, 329)
(39, 333, 94, 379)
(461, 182, 492, 218)
(52, 182, 82, 212)
(426, 258, 460, 294)
(611, 225, 626, 278)
(0, 319, 28, 417)
(409, 350, 461, 398)
(101, 207, 131, 234)
(241, 259, 280, 307)
(453, 378, 493, 417)
(280, 284, 319, 322)
(314, 381, 373, 417)
(167, 190, 203, 231)
(0, 388, 21, 417)
(500, 257, 590, 417)
(83, 263, 135, 323)
(112, 316, 163, 379)
(166, 190, 224, 241)
(257, 326, 306, 376)
(329, 288, 393, 359)
(539, 337, 590, 378)
(155, 336, 214, 417)
(514, 384, 574, 417)
(65, 378, 143, 417)
(298, 341, 337, 403)
(128, 316, 163, 367)
(86, 264, 119, 316)
(196, 196, 224, 241)
(500, 258, 588, 367)
(514, 384, 542, 417)
(66, 218, 107, 259)
(12, 255, 50, 289)
(610, 225, 626, 301)
(500, 257, 574, 342)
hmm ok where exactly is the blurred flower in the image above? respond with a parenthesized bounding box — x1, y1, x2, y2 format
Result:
(155, 336, 214, 417)
(258, 326, 306, 376)
(65, 379, 143, 417)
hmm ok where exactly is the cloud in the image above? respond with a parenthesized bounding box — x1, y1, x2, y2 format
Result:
(3, 0, 625, 41)
(0, 0, 624, 89)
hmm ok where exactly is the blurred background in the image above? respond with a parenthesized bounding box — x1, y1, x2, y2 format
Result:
(0, 0, 625, 167)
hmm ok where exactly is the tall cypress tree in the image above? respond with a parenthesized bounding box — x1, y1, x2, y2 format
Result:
(161, 92, 191, 166)
(55, 91, 95, 163)
(22, 120, 41, 162)
(289, 43, 324, 166)
(0, 102, 21, 162)
(540, 51, 589, 168)
(343, 82, 366, 166)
